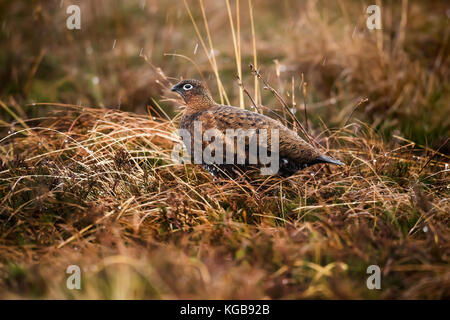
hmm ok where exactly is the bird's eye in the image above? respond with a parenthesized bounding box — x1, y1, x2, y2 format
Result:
(183, 84, 193, 91)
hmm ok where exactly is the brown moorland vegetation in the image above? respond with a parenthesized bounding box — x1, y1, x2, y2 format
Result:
(0, 0, 448, 299)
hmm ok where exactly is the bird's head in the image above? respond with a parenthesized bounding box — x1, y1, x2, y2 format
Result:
(171, 79, 214, 107)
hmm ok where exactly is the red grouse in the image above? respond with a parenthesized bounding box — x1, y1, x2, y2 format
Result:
(171, 79, 343, 178)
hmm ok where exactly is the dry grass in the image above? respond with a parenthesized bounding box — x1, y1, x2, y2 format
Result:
(0, 0, 449, 299)
(0, 102, 448, 299)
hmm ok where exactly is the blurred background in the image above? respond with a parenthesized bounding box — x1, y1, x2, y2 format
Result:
(1, 0, 448, 149)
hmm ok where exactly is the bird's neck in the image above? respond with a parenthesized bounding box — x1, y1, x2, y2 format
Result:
(184, 95, 216, 113)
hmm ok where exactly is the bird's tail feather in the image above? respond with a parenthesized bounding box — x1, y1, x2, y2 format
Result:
(318, 155, 344, 166)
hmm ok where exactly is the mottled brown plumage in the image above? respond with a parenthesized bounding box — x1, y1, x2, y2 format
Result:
(171, 79, 343, 177)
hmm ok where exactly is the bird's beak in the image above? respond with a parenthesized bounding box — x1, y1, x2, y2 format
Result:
(170, 85, 178, 93)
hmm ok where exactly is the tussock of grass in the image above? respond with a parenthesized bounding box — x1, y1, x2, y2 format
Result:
(0, 102, 448, 299)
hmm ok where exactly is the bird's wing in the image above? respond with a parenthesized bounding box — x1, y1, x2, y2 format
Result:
(208, 105, 321, 162)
